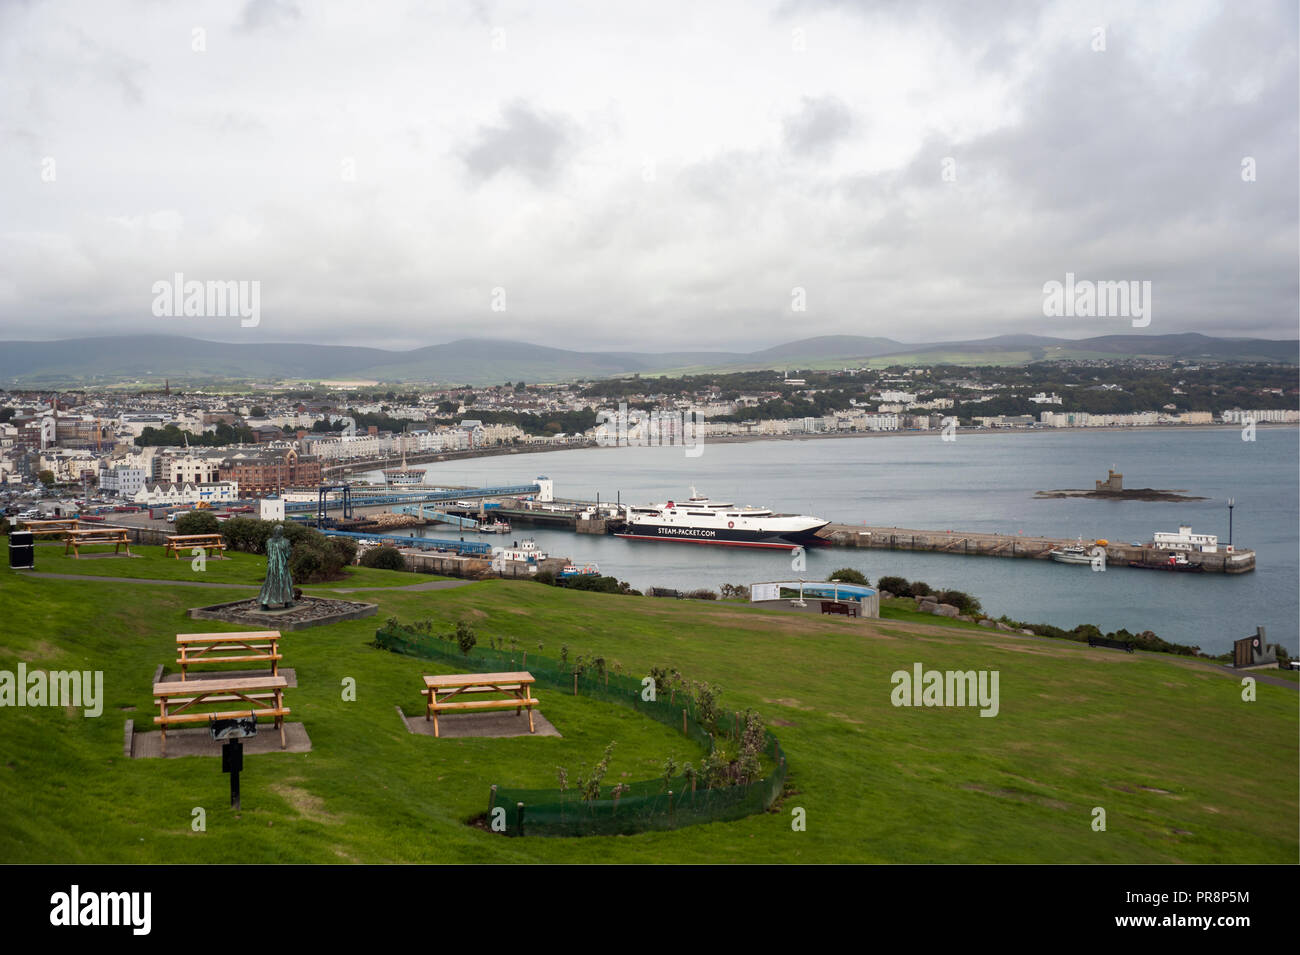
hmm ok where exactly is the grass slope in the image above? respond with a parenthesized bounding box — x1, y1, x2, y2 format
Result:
(0, 555, 1295, 863)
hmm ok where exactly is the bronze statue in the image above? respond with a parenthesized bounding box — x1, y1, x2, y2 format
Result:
(259, 525, 294, 610)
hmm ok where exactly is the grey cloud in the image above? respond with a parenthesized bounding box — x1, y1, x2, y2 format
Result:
(238, 0, 301, 32)
(783, 95, 854, 157)
(462, 101, 573, 185)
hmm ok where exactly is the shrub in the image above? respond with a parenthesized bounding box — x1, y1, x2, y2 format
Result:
(454, 620, 477, 656)
(175, 510, 219, 535)
(827, 568, 869, 586)
(360, 546, 406, 571)
(220, 517, 269, 553)
(692, 681, 722, 730)
(934, 589, 982, 616)
(684, 588, 717, 600)
(719, 583, 751, 600)
(533, 570, 556, 586)
(330, 536, 358, 565)
(909, 580, 933, 597)
(289, 535, 347, 584)
(876, 575, 910, 597)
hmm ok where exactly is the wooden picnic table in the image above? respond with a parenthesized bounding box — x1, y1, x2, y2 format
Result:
(64, 528, 131, 558)
(176, 631, 283, 680)
(422, 671, 538, 738)
(165, 533, 228, 559)
(153, 674, 289, 755)
(22, 519, 81, 538)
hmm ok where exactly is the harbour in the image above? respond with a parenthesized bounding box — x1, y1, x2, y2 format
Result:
(351, 427, 1296, 656)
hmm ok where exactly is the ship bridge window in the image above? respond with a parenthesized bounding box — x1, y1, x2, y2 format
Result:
(688, 511, 713, 516)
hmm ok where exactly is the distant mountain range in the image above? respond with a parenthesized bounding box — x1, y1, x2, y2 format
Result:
(0, 332, 1294, 387)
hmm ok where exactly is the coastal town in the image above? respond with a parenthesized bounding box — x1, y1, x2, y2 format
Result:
(2, 359, 1296, 505)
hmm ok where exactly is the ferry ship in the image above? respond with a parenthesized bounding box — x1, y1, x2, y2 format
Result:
(614, 488, 829, 549)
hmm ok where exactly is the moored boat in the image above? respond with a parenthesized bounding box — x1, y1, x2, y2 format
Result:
(614, 487, 828, 549)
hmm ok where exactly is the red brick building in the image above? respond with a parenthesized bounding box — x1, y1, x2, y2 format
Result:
(219, 448, 322, 496)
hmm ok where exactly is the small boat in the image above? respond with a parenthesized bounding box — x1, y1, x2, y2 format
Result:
(1049, 544, 1095, 565)
(1129, 553, 1204, 572)
(558, 562, 601, 578)
(480, 520, 512, 534)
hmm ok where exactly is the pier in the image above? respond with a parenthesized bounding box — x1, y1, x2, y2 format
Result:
(815, 524, 1256, 574)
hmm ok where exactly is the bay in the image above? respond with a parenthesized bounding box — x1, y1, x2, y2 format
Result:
(371, 426, 1298, 656)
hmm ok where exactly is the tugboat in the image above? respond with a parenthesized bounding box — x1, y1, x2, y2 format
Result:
(558, 562, 600, 578)
(1129, 552, 1205, 572)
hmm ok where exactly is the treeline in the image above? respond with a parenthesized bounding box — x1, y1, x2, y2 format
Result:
(135, 422, 254, 446)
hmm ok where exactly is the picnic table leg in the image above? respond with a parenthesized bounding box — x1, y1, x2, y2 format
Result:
(526, 685, 534, 733)
(277, 688, 286, 749)
(160, 700, 167, 756)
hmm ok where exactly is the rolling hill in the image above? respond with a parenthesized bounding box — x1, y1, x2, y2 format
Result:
(0, 332, 1293, 387)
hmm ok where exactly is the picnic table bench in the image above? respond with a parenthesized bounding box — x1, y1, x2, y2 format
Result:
(821, 600, 858, 617)
(22, 519, 81, 538)
(176, 631, 283, 680)
(153, 674, 289, 755)
(422, 671, 538, 738)
(165, 533, 228, 559)
(64, 528, 132, 558)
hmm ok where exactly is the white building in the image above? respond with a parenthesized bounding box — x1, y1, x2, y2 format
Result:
(99, 464, 148, 497)
(134, 481, 240, 506)
(1153, 525, 1218, 553)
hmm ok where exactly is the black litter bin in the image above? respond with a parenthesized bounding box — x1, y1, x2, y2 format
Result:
(9, 530, 34, 569)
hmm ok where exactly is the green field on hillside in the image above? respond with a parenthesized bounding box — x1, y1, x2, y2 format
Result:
(0, 550, 1295, 863)
(17, 543, 435, 588)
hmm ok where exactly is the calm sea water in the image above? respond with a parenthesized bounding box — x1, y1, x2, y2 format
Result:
(371, 427, 1299, 656)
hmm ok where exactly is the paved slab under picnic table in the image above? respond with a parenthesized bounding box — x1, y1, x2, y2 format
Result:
(128, 722, 312, 759)
(397, 706, 562, 739)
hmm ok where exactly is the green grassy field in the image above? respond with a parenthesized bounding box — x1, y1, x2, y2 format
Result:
(0, 550, 1295, 863)
(21, 543, 437, 588)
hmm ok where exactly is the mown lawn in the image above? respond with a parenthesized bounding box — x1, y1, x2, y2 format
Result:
(17, 543, 439, 589)
(0, 556, 1295, 863)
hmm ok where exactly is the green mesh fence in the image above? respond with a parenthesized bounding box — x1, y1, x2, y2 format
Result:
(374, 622, 788, 836)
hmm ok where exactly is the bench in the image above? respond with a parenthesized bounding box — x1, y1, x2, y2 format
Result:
(165, 534, 228, 559)
(22, 519, 81, 538)
(422, 671, 538, 738)
(153, 675, 289, 755)
(1087, 635, 1135, 653)
(64, 528, 131, 558)
(176, 631, 283, 680)
(821, 601, 858, 617)
(650, 587, 683, 599)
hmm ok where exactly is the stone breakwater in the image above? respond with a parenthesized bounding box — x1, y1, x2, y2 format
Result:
(816, 524, 1255, 574)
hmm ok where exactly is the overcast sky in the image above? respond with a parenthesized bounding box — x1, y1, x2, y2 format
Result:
(0, 0, 1296, 351)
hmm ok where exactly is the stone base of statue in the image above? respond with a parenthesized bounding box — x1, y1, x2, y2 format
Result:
(188, 595, 379, 632)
